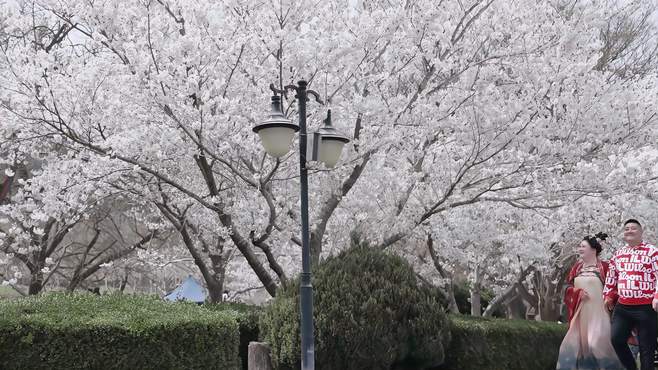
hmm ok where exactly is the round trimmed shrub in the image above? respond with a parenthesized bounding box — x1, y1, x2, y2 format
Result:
(260, 244, 450, 370)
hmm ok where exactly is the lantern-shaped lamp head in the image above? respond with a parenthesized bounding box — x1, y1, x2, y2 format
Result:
(312, 110, 350, 168)
(253, 95, 299, 157)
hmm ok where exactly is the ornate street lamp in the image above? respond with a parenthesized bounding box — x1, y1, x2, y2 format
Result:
(253, 80, 350, 370)
(310, 109, 350, 168)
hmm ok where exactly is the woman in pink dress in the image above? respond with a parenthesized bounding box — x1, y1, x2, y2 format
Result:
(557, 233, 624, 370)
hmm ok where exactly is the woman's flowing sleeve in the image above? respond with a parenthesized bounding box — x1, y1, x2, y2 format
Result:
(564, 264, 584, 324)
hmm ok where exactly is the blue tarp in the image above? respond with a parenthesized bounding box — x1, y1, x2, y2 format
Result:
(164, 276, 207, 303)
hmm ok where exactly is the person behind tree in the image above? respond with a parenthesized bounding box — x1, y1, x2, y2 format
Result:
(603, 219, 658, 370)
(556, 232, 624, 369)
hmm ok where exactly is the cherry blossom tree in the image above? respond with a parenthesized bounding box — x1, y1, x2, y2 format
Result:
(0, 155, 165, 294)
(0, 0, 656, 303)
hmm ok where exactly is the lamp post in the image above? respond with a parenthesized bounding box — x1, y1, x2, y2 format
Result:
(252, 80, 349, 370)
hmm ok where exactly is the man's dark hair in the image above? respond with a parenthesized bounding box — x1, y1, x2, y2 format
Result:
(624, 219, 642, 228)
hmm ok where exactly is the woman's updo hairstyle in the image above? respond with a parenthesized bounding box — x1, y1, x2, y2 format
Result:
(584, 232, 608, 256)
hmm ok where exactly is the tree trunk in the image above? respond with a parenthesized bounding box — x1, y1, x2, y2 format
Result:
(119, 271, 129, 292)
(532, 243, 574, 321)
(205, 253, 227, 304)
(67, 276, 82, 292)
(417, 272, 460, 314)
(484, 265, 537, 317)
(425, 232, 460, 314)
(483, 285, 517, 318)
(445, 283, 460, 314)
(205, 278, 223, 303)
(193, 153, 278, 297)
(0, 174, 14, 202)
(28, 269, 44, 295)
(538, 295, 562, 321)
(470, 264, 483, 316)
(66, 229, 101, 292)
(216, 212, 278, 297)
(470, 287, 481, 316)
(180, 230, 223, 303)
(158, 206, 229, 303)
(506, 294, 527, 319)
(67, 232, 156, 292)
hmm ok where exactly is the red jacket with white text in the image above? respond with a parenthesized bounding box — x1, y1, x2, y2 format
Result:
(603, 242, 658, 305)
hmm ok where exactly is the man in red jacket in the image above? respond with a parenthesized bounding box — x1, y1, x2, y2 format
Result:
(603, 219, 658, 370)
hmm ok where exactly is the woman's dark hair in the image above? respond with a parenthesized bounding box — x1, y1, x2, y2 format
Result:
(583, 232, 608, 255)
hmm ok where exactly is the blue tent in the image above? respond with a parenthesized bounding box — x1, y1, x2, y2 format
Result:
(164, 276, 207, 303)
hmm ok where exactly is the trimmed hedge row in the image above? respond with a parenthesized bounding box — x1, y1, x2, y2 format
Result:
(219, 302, 568, 370)
(440, 315, 567, 370)
(205, 302, 261, 370)
(0, 293, 241, 370)
(0, 294, 568, 370)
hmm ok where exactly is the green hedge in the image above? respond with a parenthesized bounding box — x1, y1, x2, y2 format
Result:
(0, 293, 241, 370)
(440, 315, 567, 370)
(0, 293, 569, 370)
(205, 302, 261, 370)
